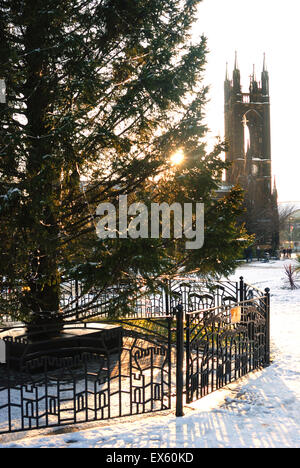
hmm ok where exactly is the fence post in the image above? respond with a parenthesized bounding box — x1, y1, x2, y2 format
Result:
(167, 315, 172, 410)
(239, 276, 244, 302)
(264, 288, 271, 366)
(185, 311, 191, 404)
(176, 303, 184, 417)
(164, 279, 170, 316)
(75, 279, 79, 320)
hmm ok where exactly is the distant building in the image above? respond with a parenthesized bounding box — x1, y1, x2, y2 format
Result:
(224, 53, 279, 250)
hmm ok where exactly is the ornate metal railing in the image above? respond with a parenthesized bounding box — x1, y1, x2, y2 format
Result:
(59, 276, 242, 321)
(0, 277, 270, 435)
(0, 276, 263, 324)
(184, 291, 270, 404)
(0, 320, 172, 435)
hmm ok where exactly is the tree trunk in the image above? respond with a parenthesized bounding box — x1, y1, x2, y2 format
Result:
(21, 1, 62, 334)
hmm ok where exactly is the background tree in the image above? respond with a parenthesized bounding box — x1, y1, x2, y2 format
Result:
(0, 0, 248, 324)
(278, 204, 297, 247)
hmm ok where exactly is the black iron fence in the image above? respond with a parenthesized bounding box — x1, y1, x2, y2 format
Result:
(1, 275, 262, 324)
(0, 277, 270, 435)
(185, 295, 270, 404)
(0, 320, 172, 434)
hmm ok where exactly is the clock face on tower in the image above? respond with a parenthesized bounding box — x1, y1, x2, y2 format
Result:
(252, 164, 258, 176)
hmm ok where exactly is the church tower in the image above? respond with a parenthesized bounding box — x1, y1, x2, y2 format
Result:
(224, 53, 279, 249)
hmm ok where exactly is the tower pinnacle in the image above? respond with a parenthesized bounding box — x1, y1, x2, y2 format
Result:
(262, 53, 269, 96)
(225, 62, 229, 81)
(232, 51, 241, 93)
(263, 52, 267, 72)
(234, 50, 238, 70)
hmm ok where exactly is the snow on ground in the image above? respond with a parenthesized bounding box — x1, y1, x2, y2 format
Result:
(1, 258, 300, 448)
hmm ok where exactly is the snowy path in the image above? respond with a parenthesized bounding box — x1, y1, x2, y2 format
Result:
(1, 259, 300, 448)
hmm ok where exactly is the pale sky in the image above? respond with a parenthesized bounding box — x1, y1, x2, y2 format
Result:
(194, 0, 300, 202)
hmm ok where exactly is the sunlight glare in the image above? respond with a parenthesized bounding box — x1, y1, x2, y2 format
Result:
(170, 149, 185, 166)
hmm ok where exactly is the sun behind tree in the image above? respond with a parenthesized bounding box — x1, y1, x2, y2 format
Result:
(170, 149, 185, 166)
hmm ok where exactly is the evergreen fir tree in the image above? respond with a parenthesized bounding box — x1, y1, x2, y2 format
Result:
(0, 0, 248, 324)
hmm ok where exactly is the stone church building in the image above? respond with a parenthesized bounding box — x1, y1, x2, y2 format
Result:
(224, 53, 279, 250)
